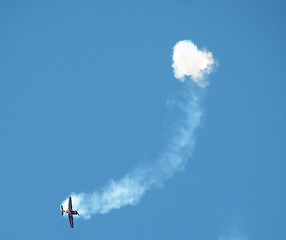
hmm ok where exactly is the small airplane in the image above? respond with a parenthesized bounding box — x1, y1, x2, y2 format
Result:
(60, 196, 79, 228)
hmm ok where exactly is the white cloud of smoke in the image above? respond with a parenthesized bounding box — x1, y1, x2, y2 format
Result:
(61, 40, 216, 219)
(172, 40, 215, 87)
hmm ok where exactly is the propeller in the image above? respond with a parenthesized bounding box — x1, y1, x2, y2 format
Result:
(60, 205, 64, 216)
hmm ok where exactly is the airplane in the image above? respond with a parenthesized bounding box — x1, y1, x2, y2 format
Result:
(60, 196, 79, 228)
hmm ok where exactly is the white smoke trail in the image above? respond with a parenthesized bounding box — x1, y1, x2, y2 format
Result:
(218, 226, 249, 240)
(61, 40, 216, 219)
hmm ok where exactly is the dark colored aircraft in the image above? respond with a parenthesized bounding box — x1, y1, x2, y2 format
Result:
(60, 196, 79, 228)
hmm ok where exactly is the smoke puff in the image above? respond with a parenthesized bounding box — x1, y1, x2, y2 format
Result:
(172, 40, 215, 87)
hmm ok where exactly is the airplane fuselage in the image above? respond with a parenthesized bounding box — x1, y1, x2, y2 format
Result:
(64, 209, 78, 215)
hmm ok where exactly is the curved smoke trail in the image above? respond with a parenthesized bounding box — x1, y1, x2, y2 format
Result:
(61, 40, 216, 219)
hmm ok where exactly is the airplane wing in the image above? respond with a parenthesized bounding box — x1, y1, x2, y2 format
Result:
(69, 214, 74, 228)
(68, 196, 72, 210)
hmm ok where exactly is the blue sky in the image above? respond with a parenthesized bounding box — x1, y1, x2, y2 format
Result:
(0, 0, 285, 239)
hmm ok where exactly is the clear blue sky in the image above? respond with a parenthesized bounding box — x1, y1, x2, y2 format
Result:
(0, 0, 285, 239)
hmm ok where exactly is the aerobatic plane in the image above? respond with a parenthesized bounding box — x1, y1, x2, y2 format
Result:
(60, 196, 79, 228)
